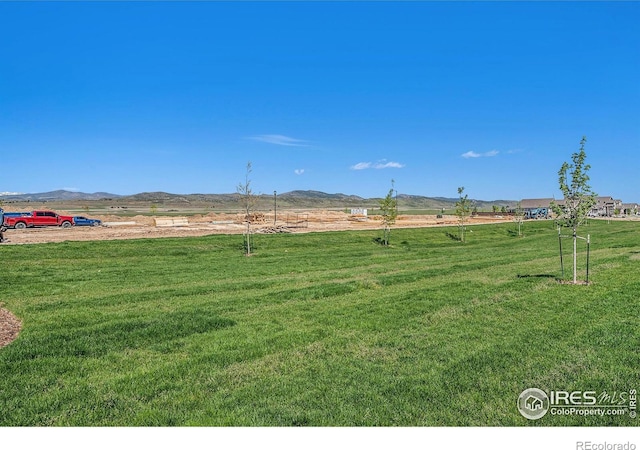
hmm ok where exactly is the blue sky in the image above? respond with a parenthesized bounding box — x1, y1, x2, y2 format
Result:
(1, 2, 638, 201)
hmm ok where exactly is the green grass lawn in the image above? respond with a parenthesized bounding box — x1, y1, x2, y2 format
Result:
(1, 220, 638, 426)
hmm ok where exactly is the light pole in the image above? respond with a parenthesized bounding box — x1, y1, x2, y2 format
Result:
(273, 191, 277, 226)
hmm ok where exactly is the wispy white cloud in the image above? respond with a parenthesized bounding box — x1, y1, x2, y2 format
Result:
(462, 150, 499, 159)
(294, 169, 305, 175)
(377, 161, 405, 169)
(350, 160, 405, 170)
(247, 134, 309, 147)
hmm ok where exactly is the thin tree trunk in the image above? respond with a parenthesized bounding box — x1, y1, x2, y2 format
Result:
(245, 206, 251, 256)
(246, 224, 251, 256)
(573, 230, 577, 284)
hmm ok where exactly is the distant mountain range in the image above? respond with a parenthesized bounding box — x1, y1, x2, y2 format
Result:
(0, 190, 122, 201)
(0, 189, 516, 209)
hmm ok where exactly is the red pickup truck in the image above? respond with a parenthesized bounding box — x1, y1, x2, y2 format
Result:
(3, 210, 74, 229)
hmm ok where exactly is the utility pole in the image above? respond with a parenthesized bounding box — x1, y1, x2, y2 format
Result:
(273, 190, 277, 226)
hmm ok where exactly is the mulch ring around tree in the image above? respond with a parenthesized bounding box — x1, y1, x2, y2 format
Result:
(0, 307, 22, 349)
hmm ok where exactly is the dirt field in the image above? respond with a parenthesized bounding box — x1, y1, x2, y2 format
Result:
(1, 211, 514, 245)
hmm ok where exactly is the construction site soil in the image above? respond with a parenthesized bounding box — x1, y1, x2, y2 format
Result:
(2, 211, 513, 245)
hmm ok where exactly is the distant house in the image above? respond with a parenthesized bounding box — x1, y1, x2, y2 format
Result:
(518, 198, 557, 219)
(621, 203, 638, 216)
(519, 196, 631, 218)
(590, 196, 622, 217)
(520, 198, 555, 210)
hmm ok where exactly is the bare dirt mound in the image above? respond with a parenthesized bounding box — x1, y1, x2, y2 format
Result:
(0, 307, 22, 349)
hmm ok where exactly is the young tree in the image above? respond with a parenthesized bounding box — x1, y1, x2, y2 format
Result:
(551, 137, 597, 284)
(378, 180, 398, 246)
(237, 161, 255, 256)
(513, 201, 525, 237)
(0, 205, 5, 243)
(455, 186, 471, 242)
